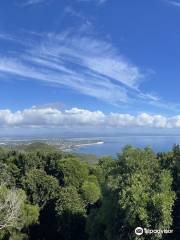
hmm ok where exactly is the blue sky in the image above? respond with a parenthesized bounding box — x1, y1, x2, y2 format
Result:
(1, 0, 180, 134)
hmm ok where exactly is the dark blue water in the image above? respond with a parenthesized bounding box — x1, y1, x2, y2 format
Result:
(74, 136, 180, 157)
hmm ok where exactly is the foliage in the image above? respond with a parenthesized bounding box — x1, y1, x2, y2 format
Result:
(0, 184, 39, 239)
(0, 185, 26, 231)
(22, 169, 59, 207)
(81, 181, 101, 205)
(55, 187, 87, 240)
(0, 142, 179, 240)
(87, 146, 176, 240)
(48, 157, 89, 188)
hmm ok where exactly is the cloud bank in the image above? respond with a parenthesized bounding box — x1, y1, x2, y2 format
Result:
(1, 107, 180, 129)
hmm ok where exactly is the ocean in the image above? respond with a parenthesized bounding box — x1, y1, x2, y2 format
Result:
(73, 135, 180, 157)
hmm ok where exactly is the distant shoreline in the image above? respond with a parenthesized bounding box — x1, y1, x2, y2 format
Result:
(63, 141, 104, 152)
(74, 141, 104, 148)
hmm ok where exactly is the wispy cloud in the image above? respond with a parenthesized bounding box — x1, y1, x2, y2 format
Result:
(98, 0, 108, 3)
(64, 6, 85, 20)
(0, 106, 180, 129)
(0, 31, 144, 105)
(0, 30, 177, 112)
(19, 0, 107, 7)
(167, 0, 180, 7)
(64, 6, 93, 30)
(18, 0, 49, 6)
(77, 0, 108, 5)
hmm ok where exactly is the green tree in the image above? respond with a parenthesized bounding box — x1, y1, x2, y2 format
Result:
(51, 157, 89, 189)
(87, 146, 175, 240)
(159, 145, 180, 239)
(0, 184, 39, 239)
(81, 181, 101, 205)
(22, 169, 60, 207)
(55, 186, 87, 240)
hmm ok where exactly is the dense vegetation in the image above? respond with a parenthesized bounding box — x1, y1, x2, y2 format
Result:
(0, 143, 180, 239)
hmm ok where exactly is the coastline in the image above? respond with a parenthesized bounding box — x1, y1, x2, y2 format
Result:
(74, 141, 104, 148)
(63, 141, 104, 152)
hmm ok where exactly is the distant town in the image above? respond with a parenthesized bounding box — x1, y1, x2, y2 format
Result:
(0, 137, 104, 151)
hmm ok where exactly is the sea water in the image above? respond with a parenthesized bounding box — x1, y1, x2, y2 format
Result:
(74, 135, 180, 157)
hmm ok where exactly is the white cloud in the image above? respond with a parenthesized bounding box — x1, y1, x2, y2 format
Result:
(0, 106, 180, 129)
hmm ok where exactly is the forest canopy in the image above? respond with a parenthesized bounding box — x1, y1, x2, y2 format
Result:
(0, 143, 179, 240)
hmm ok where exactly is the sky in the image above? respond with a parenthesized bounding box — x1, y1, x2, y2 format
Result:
(1, 0, 180, 135)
